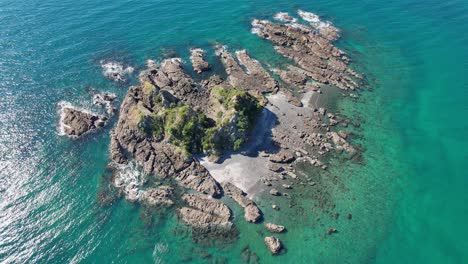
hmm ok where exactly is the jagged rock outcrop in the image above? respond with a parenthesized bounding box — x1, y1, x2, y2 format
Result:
(265, 223, 286, 233)
(179, 194, 238, 246)
(222, 182, 262, 223)
(190, 48, 210, 73)
(110, 59, 222, 197)
(251, 19, 361, 90)
(59, 106, 107, 137)
(140, 186, 174, 207)
(264, 236, 283, 254)
(215, 46, 278, 93)
(140, 58, 210, 110)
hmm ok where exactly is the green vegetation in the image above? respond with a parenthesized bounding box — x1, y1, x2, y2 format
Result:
(163, 105, 203, 154)
(202, 86, 262, 154)
(138, 105, 204, 154)
(213, 86, 261, 133)
(142, 81, 155, 95)
(201, 127, 218, 154)
(138, 86, 262, 156)
(138, 114, 164, 138)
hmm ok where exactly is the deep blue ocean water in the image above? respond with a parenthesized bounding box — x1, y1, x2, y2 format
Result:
(1, 0, 467, 263)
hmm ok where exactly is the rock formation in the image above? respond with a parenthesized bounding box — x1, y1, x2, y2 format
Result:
(178, 194, 232, 227)
(297, 10, 341, 41)
(215, 46, 278, 93)
(222, 182, 262, 223)
(265, 223, 286, 233)
(59, 106, 107, 137)
(140, 186, 174, 207)
(264, 236, 283, 254)
(251, 19, 361, 90)
(190, 48, 210, 73)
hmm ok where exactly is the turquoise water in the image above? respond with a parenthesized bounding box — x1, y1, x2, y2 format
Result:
(1, 0, 467, 263)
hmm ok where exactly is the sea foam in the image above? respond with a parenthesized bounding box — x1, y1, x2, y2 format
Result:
(298, 9, 333, 29)
(100, 60, 134, 82)
(273, 12, 297, 23)
(113, 161, 147, 202)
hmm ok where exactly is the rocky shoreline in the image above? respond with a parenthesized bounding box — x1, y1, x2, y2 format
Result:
(58, 9, 364, 256)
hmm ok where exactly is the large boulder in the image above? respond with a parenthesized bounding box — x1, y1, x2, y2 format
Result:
(245, 204, 262, 223)
(264, 236, 283, 255)
(264, 223, 286, 233)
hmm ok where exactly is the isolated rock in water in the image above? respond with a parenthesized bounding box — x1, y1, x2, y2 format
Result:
(101, 61, 134, 82)
(140, 186, 174, 207)
(59, 104, 107, 137)
(327, 227, 338, 235)
(222, 182, 263, 223)
(264, 236, 283, 255)
(190, 48, 210, 73)
(269, 188, 280, 196)
(245, 204, 262, 223)
(265, 223, 286, 233)
(327, 131, 356, 154)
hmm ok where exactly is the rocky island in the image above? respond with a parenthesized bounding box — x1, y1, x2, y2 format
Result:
(58, 10, 363, 256)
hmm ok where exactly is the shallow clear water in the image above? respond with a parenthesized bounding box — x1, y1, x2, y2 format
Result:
(1, 0, 467, 263)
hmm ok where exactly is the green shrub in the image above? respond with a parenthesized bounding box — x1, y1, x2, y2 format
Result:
(203, 86, 262, 153)
(163, 105, 203, 154)
(138, 114, 165, 138)
(138, 86, 262, 156)
(233, 138, 244, 151)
